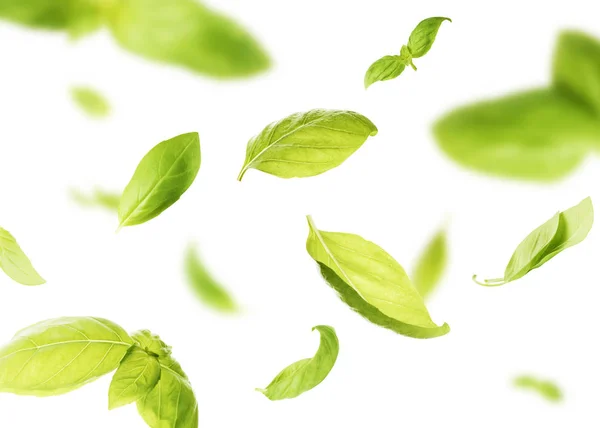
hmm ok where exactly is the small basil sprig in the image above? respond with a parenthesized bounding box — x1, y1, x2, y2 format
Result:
(0, 318, 198, 427)
(70, 86, 111, 118)
(364, 17, 451, 89)
(474, 197, 593, 286)
(257, 325, 339, 400)
(0, 227, 45, 286)
(514, 375, 563, 403)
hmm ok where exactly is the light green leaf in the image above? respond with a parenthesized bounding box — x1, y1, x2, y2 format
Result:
(407, 17, 451, 58)
(118, 132, 201, 228)
(413, 228, 448, 299)
(0, 227, 45, 286)
(71, 87, 111, 118)
(185, 245, 237, 313)
(433, 89, 600, 181)
(553, 31, 600, 117)
(237, 109, 377, 180)
(364, 55, 406, 89)
(107, 0, 270, 78)
(306, 216, 449, 338)
(70, 188, 120, 212)
(132, 330, 172, 359)
(256, 325, 339, 400)
(514, 375, 563, 402)
(474, 197, 593, 286)
(0, 317, 133, 396)
(108, 346, 160, 409)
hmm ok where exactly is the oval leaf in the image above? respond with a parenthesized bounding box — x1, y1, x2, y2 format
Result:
(0, 317, 133, 396)
(407, 17, 451, 58)
(118, 132, 201, 228)
(185, 245, 237, 313)
(0, 227, 45, 286)
(71, 87, 111, 118)
(108, 346, 161, 410)
(514, 375, 563, 402)
(237, 109, 377, 180)
(364, 55, 406, 89)
(433, 89, 600, 181)
(256, 325, 339, 400)
(305, 216, 448, 337)
(413, 228, 448, 299)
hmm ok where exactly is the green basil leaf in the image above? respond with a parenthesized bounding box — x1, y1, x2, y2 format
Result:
(553, 31, 600, 117)
(0, 317, 133, 396)
(185, 245, 237, 313)
(364, 55, 406, 89)
(107, 0, 270, 78)
(475, 197, 593, 286)
(0, 227, 45, 286)
(70, 188, 120, 212)
(256, 325, 339, 400)
(407, 17, 451, 58)
(306, 216, 449, 338)
(412, 228, 447, 299)
(108, 346, 160, 409)
(514, 375, 563, 402)
(132, 330, 172, 359)
(433, 89, 600, 181)
(118, 132, 200, 228)
(71, 87, 111, 118)
(237, 109, 377, 180)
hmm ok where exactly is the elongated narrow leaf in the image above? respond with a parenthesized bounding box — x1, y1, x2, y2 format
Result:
(257, 325, 339, 400)
(434, 89, 600, 181)
(108, 346, 160, 409)
(70, 188, 120, 212)
(185, 245, 237, 313)
(364, 55, 406, 89)
(71, 87, 111, 118)
(0, 227, 45, 286)
(407, 17, 451, 58)
(238, 109, 377, 180)
(413, 228, 448, 299)
(118, 132, 200, 228)
(474, 197, 593, 286)
(108, 0, 270, 78)
(306, 216, 449, 338)
(0, 317, 133, 396)
(514, 375, 563, 402)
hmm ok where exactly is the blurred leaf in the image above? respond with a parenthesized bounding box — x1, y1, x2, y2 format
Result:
(0, 227, 45, 286)
(413, 227, 447, 299)
(514, 375, 563, 402)
(70, 188, 120, 212)
(70, 87, 111, 118)
(185, 245, 237, 313)
(434, 89, 600, 181)
(107, 0, 270, 78)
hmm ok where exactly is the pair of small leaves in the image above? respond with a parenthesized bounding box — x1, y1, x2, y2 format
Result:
(238, 109, 378, 180)
(514, 375, 563, 403)
(474, 197, 593, 286)
(306, 216, 449, 339)
(434, 31, 600, 181)
(70, 86, 111, 118)
(118, 132, 201, 229)
(0, 227, 45, 286)
(257, 326, 339, 400)
(364, 17, 451, 89)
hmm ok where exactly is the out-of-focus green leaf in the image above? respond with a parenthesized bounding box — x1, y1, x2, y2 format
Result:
(70, 188, 120, 212)
(107, 0, 270, 78)
(514, 375, 563, 402)
(70, 87, 111, 118)
(413, 228, 447, 299)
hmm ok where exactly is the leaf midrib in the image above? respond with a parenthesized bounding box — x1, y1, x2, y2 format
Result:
(0, 339, 131, 362)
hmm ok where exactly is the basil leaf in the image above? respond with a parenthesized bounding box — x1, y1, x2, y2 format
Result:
(364, 55, 406, 89)
(306, 216, 449, 338)
(514, 375, 562, 402)
(0, 317, 133, 396)
(71, 87, 111, 118)
(0, 227, 45, 286)
(70, 188, 120, 212)
(256, 325, 339, 400)
(237, 109, 377, 180)
(413, 228, 447, 299)
(434, 89, 600, 181)
(553, 31, 600, 117)
(132, 330, 172, 358)
(118, 132, 201, 228)
(108, 0, 270, 78)
(108, 346, 161, 409)
(407, 17, 451, 58)
(474, 197, 593, 286)
(185, 245, 237, 313)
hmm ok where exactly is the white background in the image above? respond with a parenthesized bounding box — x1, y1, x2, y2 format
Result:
(0, 0, 599, 426)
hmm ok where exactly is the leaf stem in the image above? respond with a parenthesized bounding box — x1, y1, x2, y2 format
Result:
(409, 60, 417, 71)
(237, 167, 247, 182)
(472, 275, 506, 287)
